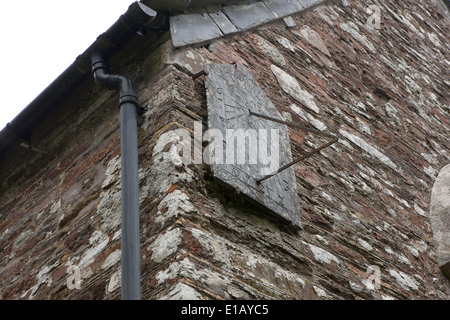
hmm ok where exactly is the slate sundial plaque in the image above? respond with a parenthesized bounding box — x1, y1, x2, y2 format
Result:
(205, 63, 301, 227)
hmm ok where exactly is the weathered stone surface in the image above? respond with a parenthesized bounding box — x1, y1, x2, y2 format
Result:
(222, 2, 275, 30)
(208, 11, 238, 35)
(290, 104, 326, 131)
(205, 63, 301, 227)
(170, 13, 223, 47)
(255, 35, 286, 66)
(159, 283, 203, 300)
(167, 0, 329, 48)
(298, 0, 322, 8)
(430, 164, 450, 279)
(297, 25, 330, 56)
(283, 16, 297, 28)
(148, 227, 183, 263)
(271, 64, 320, 114)
(169, 46, 212, 76)
(338, 128, 398, 171)
(263, 0, 303, 18)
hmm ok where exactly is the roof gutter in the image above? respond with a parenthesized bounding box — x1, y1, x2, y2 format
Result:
(0, 1, 162, 156)
(0, 1, 258, 157)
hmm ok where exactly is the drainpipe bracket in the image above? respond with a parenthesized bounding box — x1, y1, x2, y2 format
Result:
(119, 94, 139, 107)
(137, 105, 149, 115)
(119, 95, 148, 116)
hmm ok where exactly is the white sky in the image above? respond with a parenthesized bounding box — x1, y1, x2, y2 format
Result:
(0, 0, 136, 130)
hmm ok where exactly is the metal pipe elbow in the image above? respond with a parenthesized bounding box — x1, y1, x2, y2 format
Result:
(91, 55, 138, 107)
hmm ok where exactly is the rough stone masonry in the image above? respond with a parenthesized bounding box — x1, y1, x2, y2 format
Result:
(0, 0, 449, 300)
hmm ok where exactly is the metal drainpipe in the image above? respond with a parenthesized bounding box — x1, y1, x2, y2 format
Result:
(91, 55, 143, 300)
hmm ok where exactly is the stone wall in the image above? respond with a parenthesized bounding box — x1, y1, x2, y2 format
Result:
(0, 0, 449, 300)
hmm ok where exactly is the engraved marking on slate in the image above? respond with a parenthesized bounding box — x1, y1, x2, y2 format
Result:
(205, 63, 301, 227)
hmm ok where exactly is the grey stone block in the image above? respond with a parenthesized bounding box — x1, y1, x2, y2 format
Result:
(170, 13, 223, 47)
(209, 11, 238, 35)
(430, 163, 450, 280)
(283, 16, 297, 28)
(222, 2, 276, 31)
(263, 0, 303, 18)
(297, 0, 323, 9)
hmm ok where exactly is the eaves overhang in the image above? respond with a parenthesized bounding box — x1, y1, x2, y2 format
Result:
(0, 0, 322, 158)
(0, 1, 168, 158)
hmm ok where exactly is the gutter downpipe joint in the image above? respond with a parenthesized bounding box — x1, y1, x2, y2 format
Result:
(90, 2, 157, 301)
(0, 1, 158, 156)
